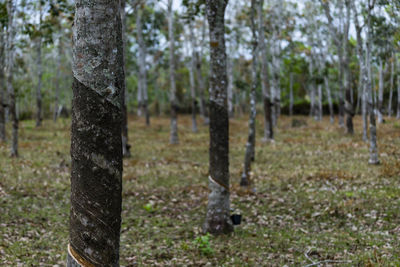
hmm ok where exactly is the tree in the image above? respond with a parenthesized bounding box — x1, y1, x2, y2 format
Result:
(168, 0, 179, 144)
(241, 0, 258, 187)
(204, 0, 233, 235)
(67, 1, 124, 265)
(5, 0, 18, 157)
(0, 25, 6, 142)
(258, 0, 273, 141)
(35, 0, 43, 127)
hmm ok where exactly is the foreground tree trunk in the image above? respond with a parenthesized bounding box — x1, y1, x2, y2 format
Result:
(258, 0, 273, 141)
(204, 0, 233, 235)
(36, 3, 43, 128)
(241, 0, 258, 187)
(168, 0, 179, 144)
(68, 1, 124, 265)
(6, 0, 17, 157)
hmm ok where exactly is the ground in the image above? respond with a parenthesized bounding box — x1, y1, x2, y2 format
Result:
(0, 115, 399, 266)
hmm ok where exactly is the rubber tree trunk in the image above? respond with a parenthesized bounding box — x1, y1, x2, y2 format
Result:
(121, 0, 131, 157)
(324, 77, 334, 124)
(258, 0, 273, 141)
(168, 0, 179, 144)
(188, 21, 198, 133)
(377, 59, 384, 124)
(136, 3, 149, 126)
(6, 0, 17, 157)
(397, 59, 400, 119)
(204, 0, 233, 235)
(318, 84, 323, 121)
(36, 3, 43, 128)
(343, 0, 354, 134)
(241, 0, 258, 187)
(387, 54, 394, 117)
(68, 1, 124, 265)
(54, 38, 62, 122)
(0, 29, 6, 142)
(196, 17, 209, 124)
(227, 55, 234, 118)
(289, 72, 294, 117)
(366, 2, 379, 165)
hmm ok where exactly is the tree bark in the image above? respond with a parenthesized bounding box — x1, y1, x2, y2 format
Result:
(196, 17, 209, 124)
(377, 59, 384, 124)
(241, 0, 258, 187)
(258, 0, 273, 141)
(387, 54, 394, 117)
(54, 37, 62, 122)
(324, 77, 335, 124)
(289, 72, 293, 117)
(204, 0, 233, 235)
(68, 1, 124, 265)
(168, 0, 179, 144)
(6, 0, 17, 157)
(343, 0, 354, 134)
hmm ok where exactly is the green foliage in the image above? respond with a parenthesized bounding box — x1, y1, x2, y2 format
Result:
(192, 234, 214, 256)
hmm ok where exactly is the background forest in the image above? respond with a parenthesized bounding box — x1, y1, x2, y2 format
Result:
(1, 0, 400, 266)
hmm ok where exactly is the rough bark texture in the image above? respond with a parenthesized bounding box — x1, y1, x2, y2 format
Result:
(168, 0, 179, 144)
(258, 0, 273, 141)
(0, 29, 6, 142)
(121, 0, 131, 157)
(204, 0, 233, 235)
(36, 4, 43, 128)
(241, 0, 258, 187)
(6, 0, 18, 157)
(69, 1, 124, 265)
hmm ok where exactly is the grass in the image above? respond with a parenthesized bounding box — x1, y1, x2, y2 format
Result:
(1, 114, 400, 266)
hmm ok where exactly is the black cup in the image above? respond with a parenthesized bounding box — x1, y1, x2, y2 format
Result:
(231, 214, 242, 225)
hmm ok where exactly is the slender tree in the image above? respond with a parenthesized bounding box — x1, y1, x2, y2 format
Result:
(5, 0, 17, 157)
(188, 22, 198, 133)
(204, 0, 233, 234)
(35, 1, 43, 127)
(168, 0, 179, 144)
(258, 0, 273, 141)
(241, 0, 258, 187)
(53, 36, 62, 122)
(0, 29, 6, 142)
(67, 1, 124, 265)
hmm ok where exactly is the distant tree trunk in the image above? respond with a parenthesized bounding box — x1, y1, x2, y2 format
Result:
(189, 22, 198, 133)
(343, 0, 353, 134)
(241, 0, 258, 187)
(377, 59, 384, 124)
(258, 0, 273, 141)
(121, 0, 131, 157)
(366, 1, 379, 165)
(136, 2, 149, 126)
(397, 57, 400, 119)
(36, 5, 43, 127)
(387, 54, 394, 117)
(196, 17, 209, 124)
(289, 72, 294, 117)
(168, 0, 179, 144)
(309, 57, 317, 119)
(324, 77, 334, 124)
(204, 0, 233, 235)
(227, 55, 234, 118)
(0, 29, 6, 142)
(318, 84, 323, 121)
(53, 38, 62, 122)
(6, 0, 17, 157)
(68, 1, 123, 266)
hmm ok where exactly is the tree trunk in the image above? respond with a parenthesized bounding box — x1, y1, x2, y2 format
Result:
(189, 22, 198, 133)
(318, 84, 323, 121)
(324, 77, 334, 124)
(387, 54, 394, 117)
(196, 17, 209, 124)
(54, 38, 62, 122)
(258, 0, 273, 141)
(377, 59, 384, 124)
(204, 0, 233, 235)
(227, 55, 234, 118)
(366, 1, 379, 165)
(289, 72, 293, 117)
(136, 3, 149, 126)
(121, 0, 131, 157)
(68, 1, 124, 265)
(397, 57, 400, 119)
(343, 0, 353, 134)
(0, 29, 6, 142)
(168, 0, 179, 144)
(241, 0, 258, 187)
(6, 0, 17, 157)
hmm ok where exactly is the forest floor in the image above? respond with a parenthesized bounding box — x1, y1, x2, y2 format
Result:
(1, 114, 400, 266)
